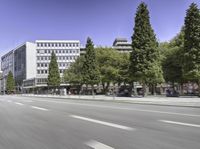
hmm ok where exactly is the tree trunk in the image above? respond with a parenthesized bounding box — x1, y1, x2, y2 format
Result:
(91, 84, 95, 98)
(105, 82, 110, 93)
(142, 83, 146, 97)
(198, 80, 200, 97)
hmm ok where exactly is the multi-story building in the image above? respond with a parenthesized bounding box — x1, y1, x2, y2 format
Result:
(1, 40, 80, 93)
(0, 70, 2, 94)
(112, 38, 132, 53)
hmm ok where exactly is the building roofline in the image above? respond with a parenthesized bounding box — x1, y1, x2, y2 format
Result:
(35, 40, 80, 43)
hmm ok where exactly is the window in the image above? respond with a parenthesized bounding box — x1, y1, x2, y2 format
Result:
(41, 57, 43, 60)
(45, 50, 47, 53)
(45, 70, 47, 74)
(45, 63, 47, 67)
(70, 50, 72, 53)
(41, 63, 44, 67)
(45, 57, 47, 60)
(37, 70, 40, 74)
(37, 63, 40, 67)
(37, 50, 40, 53)
(41, 70, 44, 74)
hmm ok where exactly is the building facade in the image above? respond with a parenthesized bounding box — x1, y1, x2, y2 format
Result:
(112, 38, 132, 53)
(1, 40, 80, 93)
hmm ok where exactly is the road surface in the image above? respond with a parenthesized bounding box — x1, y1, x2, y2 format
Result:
(0, 95, 200, 149)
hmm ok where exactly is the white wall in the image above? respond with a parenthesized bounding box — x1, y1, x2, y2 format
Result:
(26, 42, 36, 79)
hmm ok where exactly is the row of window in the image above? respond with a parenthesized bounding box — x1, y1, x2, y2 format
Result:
(37, 69, 65, 74)
(37, 56, 77, 61)
(37, 63, 70, 67)
(37, 43, 79, 48)
(37, 49, 79, 54)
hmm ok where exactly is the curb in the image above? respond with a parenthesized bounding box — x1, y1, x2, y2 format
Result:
(18, 95, 200, 109)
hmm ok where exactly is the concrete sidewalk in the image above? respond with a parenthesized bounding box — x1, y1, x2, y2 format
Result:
(16, 94, 200, 108)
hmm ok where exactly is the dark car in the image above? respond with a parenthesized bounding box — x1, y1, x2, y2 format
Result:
(166, 89, 180, 97)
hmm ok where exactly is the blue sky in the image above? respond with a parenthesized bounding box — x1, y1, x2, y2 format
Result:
(0, 0, 200, 57)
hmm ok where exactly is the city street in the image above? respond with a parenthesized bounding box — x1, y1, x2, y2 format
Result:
(0, 96, 200, 149)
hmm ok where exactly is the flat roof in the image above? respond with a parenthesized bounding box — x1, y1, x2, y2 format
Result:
(36, 40, 80, 43)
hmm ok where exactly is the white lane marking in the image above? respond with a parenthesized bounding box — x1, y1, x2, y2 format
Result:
(70, 115, 134, 131)
(15, 102, 24, 106)
(32, 99, 200, 117)
(7, 100, 12, 103)
(159, 120, 200, 128)
(31, 106, 49, 111)
(86, 140, 114, 149)
(22, 100, 33, 103)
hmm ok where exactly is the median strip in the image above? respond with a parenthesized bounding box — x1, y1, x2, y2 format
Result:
(159, 120, 200, 128)
(70, 115, 134, 131)
(31, 106, 49, 111)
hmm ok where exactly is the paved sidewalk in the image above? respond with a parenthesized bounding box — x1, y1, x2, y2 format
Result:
(17, 94, 200, 108)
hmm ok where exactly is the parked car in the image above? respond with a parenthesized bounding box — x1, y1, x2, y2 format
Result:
(166, 89, 180, 97)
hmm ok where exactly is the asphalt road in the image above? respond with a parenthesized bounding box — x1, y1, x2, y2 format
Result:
(0, 95, 200, 149)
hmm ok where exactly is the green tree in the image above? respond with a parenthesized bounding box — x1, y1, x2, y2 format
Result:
(182, 3, 200, 94)
(96, 47, 119, 93)
(64, 56, 85, 93)
(47, 51, 60, 91)
(129, 2, 163, 95)
(82, 37, 100, 95)
(161, 28, 184, 85)
(6, 71, 15, 94)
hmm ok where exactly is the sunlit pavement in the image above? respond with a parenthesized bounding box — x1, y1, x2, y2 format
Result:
(0, 95, 200, 149)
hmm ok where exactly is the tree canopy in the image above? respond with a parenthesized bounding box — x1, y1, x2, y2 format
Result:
(6, 71, 15, 94)
(47, 51, 60, 87)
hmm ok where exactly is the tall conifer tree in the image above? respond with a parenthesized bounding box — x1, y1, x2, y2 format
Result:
(129, 2, 163, 95)
(183, 3, 200, 93)
(47, 51, 60, 91)
(82, 37, 100, 95)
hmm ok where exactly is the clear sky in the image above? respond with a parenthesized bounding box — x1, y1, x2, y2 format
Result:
(0, 0, 200, 58)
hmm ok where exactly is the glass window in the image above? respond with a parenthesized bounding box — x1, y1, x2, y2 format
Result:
(37, 70, 40, 74)
(41, 63, 44, 67)
(45, 70, 47, 74)
(41, 70, 44, 74)
(37, 63, 40, 67)
(41, 57, 43, 60)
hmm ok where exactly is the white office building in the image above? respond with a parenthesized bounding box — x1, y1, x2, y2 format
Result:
(0, 40, 80, 93)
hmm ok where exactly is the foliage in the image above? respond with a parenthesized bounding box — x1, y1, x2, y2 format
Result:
(64, 56, 84, 85)
(182, 3, 200, 82)
(96, 47, 130, 92)
(47, 51, 60, 87)
(6, 71, 15, 94)
(161, 28, 184, 83)
(129, 2, 164, 86)
(82, 37, 100, 86)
